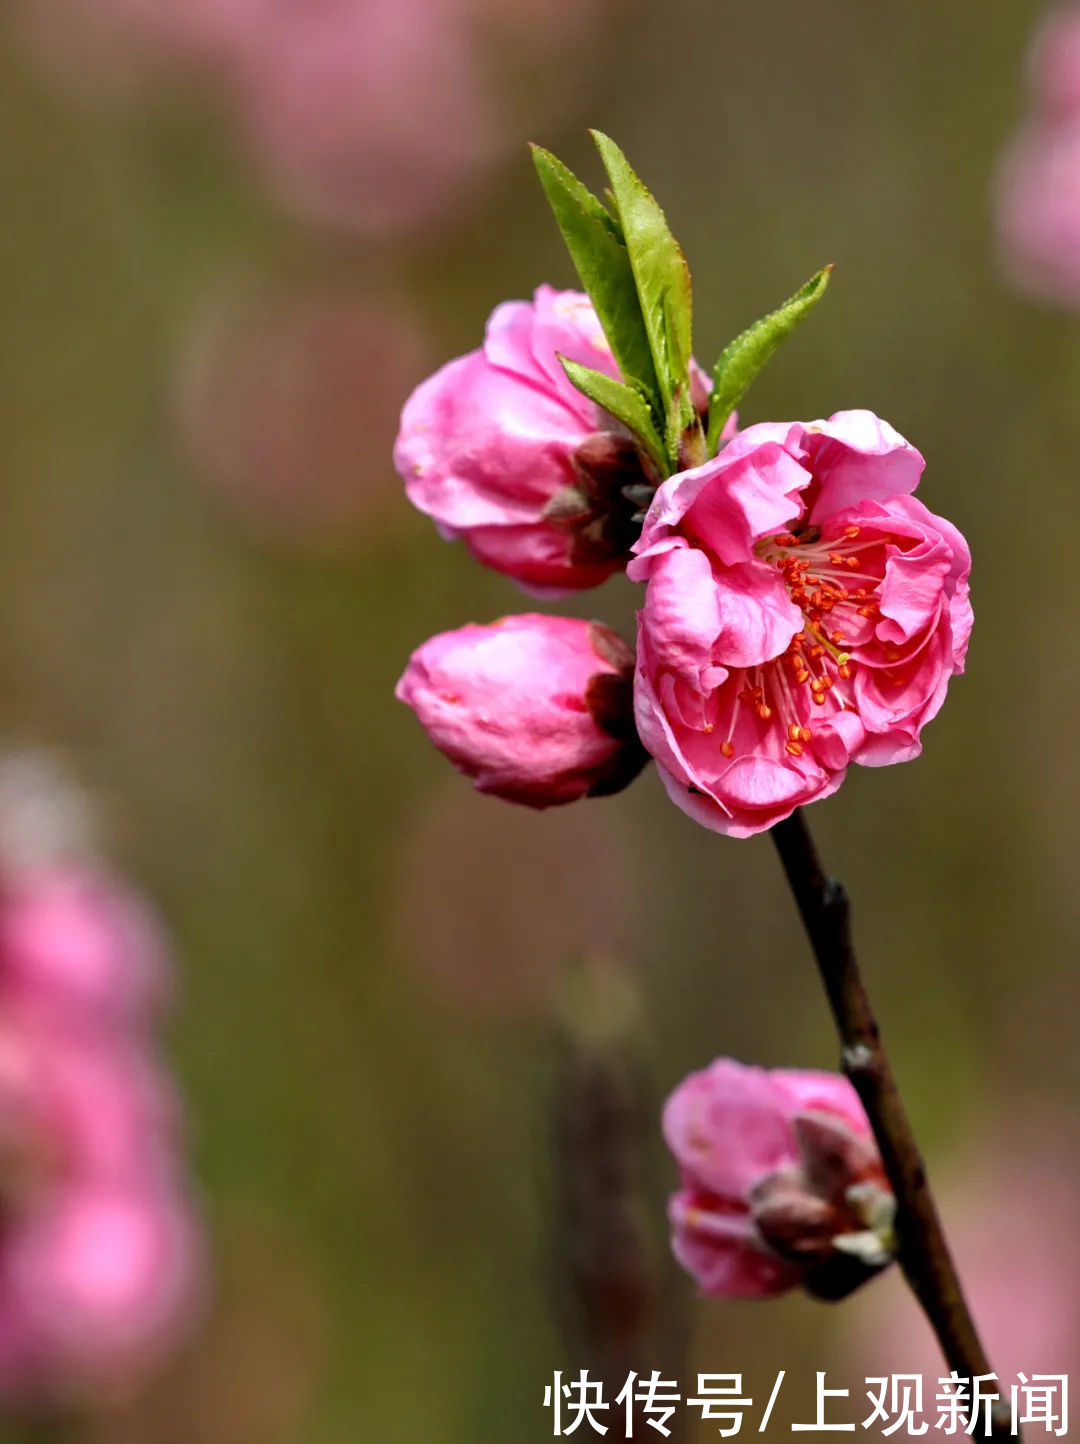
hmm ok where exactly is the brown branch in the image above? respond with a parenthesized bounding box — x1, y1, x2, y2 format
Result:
(770, 810, 1016, 1441)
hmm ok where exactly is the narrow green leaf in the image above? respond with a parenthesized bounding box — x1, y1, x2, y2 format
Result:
(589, 131, 693, 431)
(707, 266, 834, 453)
(559, 358, 665, 469)
(530, 145, 660, 405)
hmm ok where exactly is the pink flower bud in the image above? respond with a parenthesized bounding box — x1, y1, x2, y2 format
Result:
(663, 1058, 895, 1301)
(396, 287, 660, 594)
(629, 411, 972, 836)
(395, 614, 646, 808)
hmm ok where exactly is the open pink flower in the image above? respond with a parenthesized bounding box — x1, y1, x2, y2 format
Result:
(396, 614, 646, 807)
(663, 1058, 894, 1301)
(629, 411, 972, 837)
(396, 287, 662, 594)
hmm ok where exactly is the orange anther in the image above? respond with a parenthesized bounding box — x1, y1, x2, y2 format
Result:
(785, 741, 803, 757)
(838, 664, 853, 680)
(811, 691, 827, 706)
(703, 723, 715, 734)
(810, 645, 826, 659)
(830, 630, 846, 644)
(800, 727, 813, 743)
(756, 704, 773, 721)
(844, 525, 860, 538)
(829, 552, 844, 566)
(846, 556, 861, 569)
(720, 740, 735, 758)
(788, 723, 802, 742)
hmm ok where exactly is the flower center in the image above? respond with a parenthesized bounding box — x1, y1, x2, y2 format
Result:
(713, 527, 884, 762)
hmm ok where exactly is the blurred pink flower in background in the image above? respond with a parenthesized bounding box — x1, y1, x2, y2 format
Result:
(396, 615, 646, 807)
(395, 780, 644, 1015)
(845, 1121, 1079, 1380)
(174, 282, 430, 543)
(224, 0, 503, 238)
(0, 866, 169, 1024)
(995, 3, 1080, 307)
(663, 1058, 895, 1301)
(0, 755, 203, 1407)
(8, 0, 613, 239)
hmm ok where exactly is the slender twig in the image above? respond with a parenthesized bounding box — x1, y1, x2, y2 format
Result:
(771, 810, 1016, 1441)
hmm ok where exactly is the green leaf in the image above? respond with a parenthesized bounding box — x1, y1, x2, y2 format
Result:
(559, 358, 665, 469)
(707, 265, 833, 453)
(589, 131, 694, 431)
(530, 145, 660, 406)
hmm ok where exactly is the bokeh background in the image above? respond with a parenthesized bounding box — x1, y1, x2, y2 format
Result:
(1, 0, 1076, 1437)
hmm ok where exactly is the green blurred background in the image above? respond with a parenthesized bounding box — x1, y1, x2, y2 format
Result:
(1, 0, 1075, 1437)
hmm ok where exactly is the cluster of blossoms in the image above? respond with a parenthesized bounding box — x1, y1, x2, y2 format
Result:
(0, 757, 201, 1403)
(396, 135, 972, 1302)
(996, 3, 1080, 306)
(396, 286, 971, 837)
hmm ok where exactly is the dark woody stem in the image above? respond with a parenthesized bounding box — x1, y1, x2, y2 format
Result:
(770, 810, 1016, 1442)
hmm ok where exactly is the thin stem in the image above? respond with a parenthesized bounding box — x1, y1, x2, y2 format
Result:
(770, 810, 1016, 1442)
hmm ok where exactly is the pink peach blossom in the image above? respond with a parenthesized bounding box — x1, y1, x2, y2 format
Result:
(396, 287, 660, 594)
(395, 614, 646, 808)
(663, 1058, 894, 1301)
(629, 411, 972, 837)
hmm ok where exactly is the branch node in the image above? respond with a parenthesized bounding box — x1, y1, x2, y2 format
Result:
(842, 1042, 876, 1075)
(823, 877, 848, 913)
